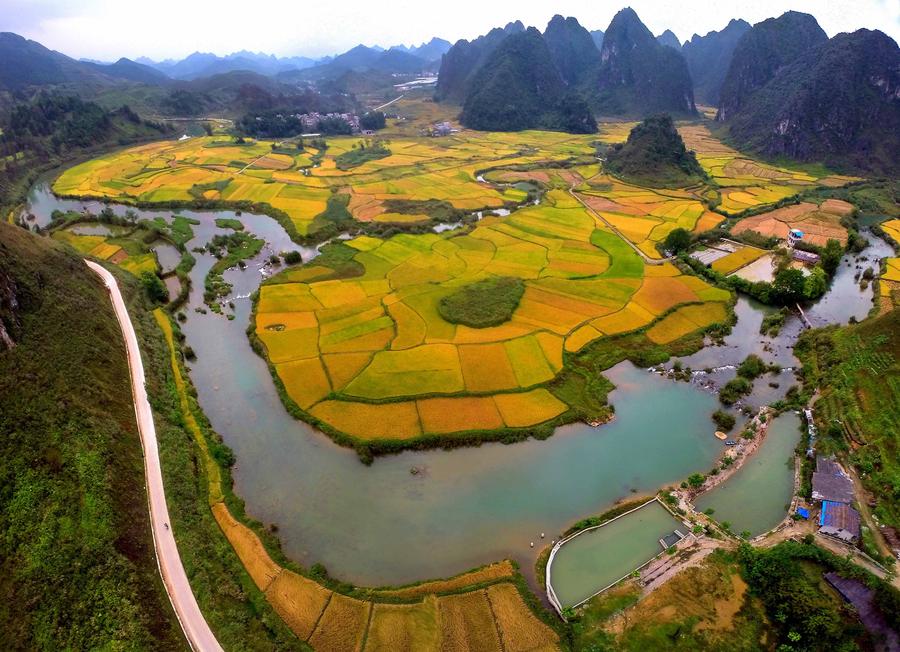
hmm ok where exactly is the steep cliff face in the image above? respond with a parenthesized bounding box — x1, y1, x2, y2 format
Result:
(434, 21, 524, 103)
(725, 29, 900, 175)
(543, 14, 601, 85)
(682, 18, 751, 105)
(593, 8, 695, 116)
(716, 11, 826, 120)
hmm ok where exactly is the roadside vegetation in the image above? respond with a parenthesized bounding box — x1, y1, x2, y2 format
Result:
(0, 222, 183, 649)
(0, 220, 306, 649)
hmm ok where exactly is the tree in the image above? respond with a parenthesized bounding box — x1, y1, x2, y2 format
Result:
(360, 111, 386, 131)
(803, 266, 827, 299)
(773, 268, 806, 304)
(688, 473, 706, 488)
(821, 239, 843, 276)
(202, 122, 213, 136)
(664, 227, 691, 253)
(140, 271, 167, 303)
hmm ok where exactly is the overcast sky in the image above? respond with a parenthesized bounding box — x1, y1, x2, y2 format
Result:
(2, 0, 898, 61)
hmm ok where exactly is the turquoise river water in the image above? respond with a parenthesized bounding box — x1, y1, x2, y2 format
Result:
(21, 181, 890, 588)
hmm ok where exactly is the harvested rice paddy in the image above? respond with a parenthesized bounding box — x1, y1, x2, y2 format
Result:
(731, 199, 853, 246)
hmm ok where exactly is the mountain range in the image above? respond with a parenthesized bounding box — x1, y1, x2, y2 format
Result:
(681, 19, 751, 106)
(2, 9, 898, 174)
(719, 21, 900, 175)
(459, 26, 596, 133)
(443, 8, 697, 130)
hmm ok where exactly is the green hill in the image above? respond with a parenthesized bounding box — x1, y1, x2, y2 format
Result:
(723, 29, 900, 176)
(604, 114, 704, 187)
(0, 223, 182, 648)
(459, 27, 596, 133)
(682, 19, 751, 105)
(0, 222, 300, 649)
(716, 11, 827, 121)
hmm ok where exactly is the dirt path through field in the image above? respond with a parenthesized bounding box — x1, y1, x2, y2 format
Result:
(568, 187, 671, 265)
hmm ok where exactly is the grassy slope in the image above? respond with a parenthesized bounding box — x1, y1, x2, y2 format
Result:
(0, 222, 302, 649)
(0, 222, 181, 648)
(795, 309, 900, 528)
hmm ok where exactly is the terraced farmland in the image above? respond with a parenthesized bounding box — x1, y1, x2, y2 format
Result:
(53, 130, 598, 238)
(255, 188, 731, 447)
(51, 228, 158, 276)
(679, 124, 856, 216)
(574, 174, 719, 258)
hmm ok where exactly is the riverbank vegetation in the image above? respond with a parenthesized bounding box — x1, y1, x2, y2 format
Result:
(153, 306, 564, 650)
(49, 129, 600, 241)
(1, 93, 169, 222)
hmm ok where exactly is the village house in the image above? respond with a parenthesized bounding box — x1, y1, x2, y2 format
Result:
(812, 456, 861, 543)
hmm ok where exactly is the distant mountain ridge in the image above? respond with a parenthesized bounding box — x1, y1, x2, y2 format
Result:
(435, 21, 525, 103)
(459, 26, 596, 133)
(656, 29, 681, 50)
(682, 18, 751, 105)
(0, 32, 166, 92)
(716, 11, 827, 120)
(543, 14, 601, 86)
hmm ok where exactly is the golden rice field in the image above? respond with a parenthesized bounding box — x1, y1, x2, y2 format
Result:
(157, 306, 561, 651)
(883, 258, 900, 283)
(882, 219, 900, 245)
(51, 229, 158, 276)
(211, 497, 559, 652)
(710, 245, 767, 275)
(574, 173, 720, 258)
(54, 129, 598, 236)
(678, 124, 856, 216)
(256, 188, 730, 441)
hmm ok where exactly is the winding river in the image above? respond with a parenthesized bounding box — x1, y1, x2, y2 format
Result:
(22, 181, 891, 588)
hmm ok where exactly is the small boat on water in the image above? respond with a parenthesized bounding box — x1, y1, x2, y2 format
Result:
(714, 431, 728, 440)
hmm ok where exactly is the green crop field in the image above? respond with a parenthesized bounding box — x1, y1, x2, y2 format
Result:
(254, 186, 731, 447)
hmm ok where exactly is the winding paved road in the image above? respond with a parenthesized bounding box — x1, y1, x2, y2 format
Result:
(86, 260, 223, 652)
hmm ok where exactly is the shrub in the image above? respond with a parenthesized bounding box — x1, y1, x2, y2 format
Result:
(720, 377, 752, 405)
(140, 271, 167, 303)
(438, 276, 525, 328)
(737, 354, 767, 379)
(712, 409, 736, 431)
